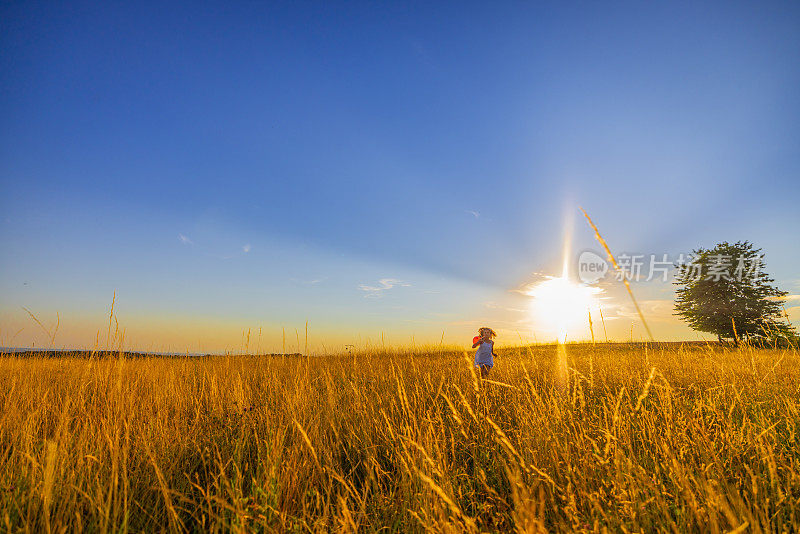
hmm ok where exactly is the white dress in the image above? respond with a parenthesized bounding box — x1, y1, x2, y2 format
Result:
(474, 340, 494, 367)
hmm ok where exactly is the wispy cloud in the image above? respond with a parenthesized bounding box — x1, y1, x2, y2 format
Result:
(178, 234, 194, 245)
(611, 299, 678, 322)
(242, 243, 251, 253)
(290, 277, 326, 286)
(359, 278, 410, 298)
(410, 39, 437, 69)
(483, 301, 527, 313)
(466, 210, 480, 218)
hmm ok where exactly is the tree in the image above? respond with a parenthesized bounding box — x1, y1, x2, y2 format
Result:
(673, 241, 794, 344)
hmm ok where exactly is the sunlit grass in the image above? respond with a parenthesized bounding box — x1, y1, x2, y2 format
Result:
(1, 342, 798, 532)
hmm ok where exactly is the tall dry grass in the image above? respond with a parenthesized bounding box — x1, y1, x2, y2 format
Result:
(1, 343, 798, 532)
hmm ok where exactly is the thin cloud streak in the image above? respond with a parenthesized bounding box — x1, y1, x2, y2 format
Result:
(290, 277, 326, 286)
(359, 278, 411, 298)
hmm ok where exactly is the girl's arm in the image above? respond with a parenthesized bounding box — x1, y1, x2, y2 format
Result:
(473, 334, 490, 349)
(492, 342, 498, 357)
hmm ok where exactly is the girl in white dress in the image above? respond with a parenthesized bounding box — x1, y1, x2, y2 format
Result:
(472, 327, 497, 378)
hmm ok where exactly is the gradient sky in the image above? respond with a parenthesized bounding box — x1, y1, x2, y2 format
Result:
(2, 1, 799, 353)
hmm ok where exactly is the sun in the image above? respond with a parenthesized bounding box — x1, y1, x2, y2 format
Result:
(525, 276, 602, 343)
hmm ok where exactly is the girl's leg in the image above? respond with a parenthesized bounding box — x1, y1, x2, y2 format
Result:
(480, 365, 490, 378)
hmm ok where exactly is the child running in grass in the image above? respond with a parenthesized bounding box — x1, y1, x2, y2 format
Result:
(472, 327, 497, 378)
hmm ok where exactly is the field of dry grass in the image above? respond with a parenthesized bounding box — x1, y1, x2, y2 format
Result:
(1, 342, 798, 533)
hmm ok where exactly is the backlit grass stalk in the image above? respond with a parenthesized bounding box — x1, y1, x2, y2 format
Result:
(580, 207, 654, 341)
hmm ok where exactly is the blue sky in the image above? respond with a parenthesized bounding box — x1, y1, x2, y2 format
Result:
(2, 1, 799, 352)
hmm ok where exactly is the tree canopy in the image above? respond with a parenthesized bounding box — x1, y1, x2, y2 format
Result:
(673, 241, 794, 344)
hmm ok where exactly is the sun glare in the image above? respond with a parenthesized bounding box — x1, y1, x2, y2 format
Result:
(526, 276, 601, 342)
(523, 213, 603, 343)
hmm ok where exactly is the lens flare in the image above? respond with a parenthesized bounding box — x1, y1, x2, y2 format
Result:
(526, 276, 602, 343)
(524, 211, 602, 343)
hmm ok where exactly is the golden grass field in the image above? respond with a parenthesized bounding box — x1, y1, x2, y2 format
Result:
(1, 343, 798, 533)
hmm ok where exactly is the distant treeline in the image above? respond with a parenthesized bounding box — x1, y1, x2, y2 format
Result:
(2, 340, 789, 360)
